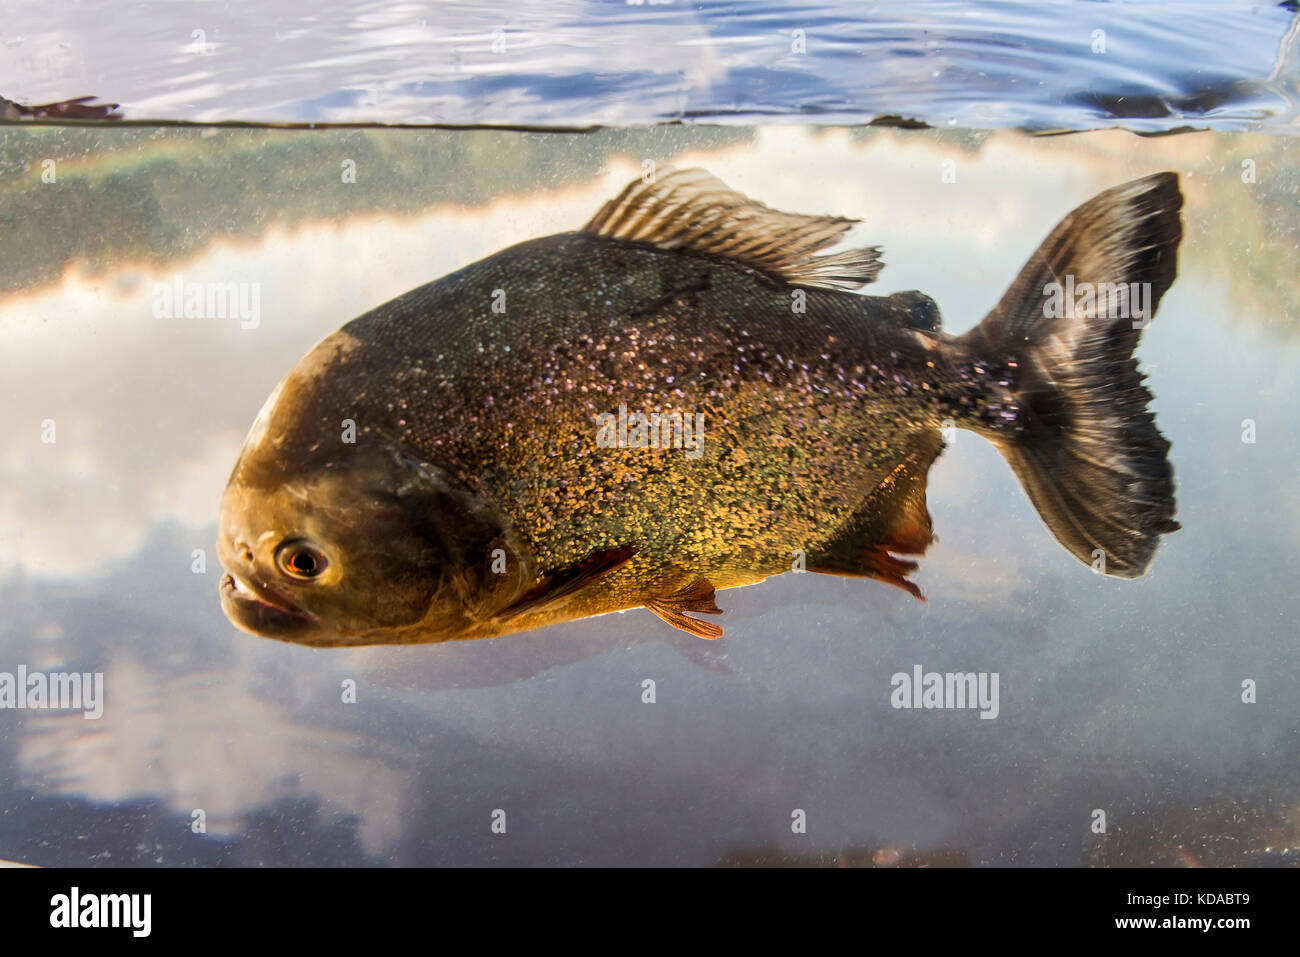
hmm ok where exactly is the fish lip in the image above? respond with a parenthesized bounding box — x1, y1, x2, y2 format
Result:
(219, 571, 316, 637)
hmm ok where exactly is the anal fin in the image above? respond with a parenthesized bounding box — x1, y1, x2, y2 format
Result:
(805, 430, 943, 601)
(808, 546, 926, 601)
(645, 577, 724, 640)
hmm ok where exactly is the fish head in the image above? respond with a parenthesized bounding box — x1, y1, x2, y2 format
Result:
(217, 334, 522, 647)
(217, 460, 455, 647)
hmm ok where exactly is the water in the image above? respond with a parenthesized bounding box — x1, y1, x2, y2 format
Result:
(1, 7, 1298, 868)
(2, 1, 1298, 130)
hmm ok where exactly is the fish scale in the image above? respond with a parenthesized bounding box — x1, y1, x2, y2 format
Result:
(345, 236, 965, 585)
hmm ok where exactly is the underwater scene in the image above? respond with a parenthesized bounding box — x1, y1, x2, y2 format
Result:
(1, 2, 1298, 870)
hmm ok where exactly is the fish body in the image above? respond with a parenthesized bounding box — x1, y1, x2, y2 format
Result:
(0, 96, 121, 121)
(218, 169, 1183, 647)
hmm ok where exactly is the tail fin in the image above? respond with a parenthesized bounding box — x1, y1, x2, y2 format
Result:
(960, 172, 1183, 578)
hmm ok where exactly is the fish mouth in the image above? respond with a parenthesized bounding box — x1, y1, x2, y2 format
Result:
(219, 572, 317, 639)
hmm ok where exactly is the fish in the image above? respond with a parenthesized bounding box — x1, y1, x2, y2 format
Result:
(217, 168, 1183, 647)
(0, 96, 121, 121)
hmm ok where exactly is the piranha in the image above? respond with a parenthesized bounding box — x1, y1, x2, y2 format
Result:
(218, 168, 1183, 647)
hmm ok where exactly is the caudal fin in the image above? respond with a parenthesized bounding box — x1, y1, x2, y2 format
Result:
(960, 173, 1183, 578)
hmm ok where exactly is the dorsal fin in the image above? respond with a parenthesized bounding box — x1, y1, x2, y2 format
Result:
(582, 168, 884, 290)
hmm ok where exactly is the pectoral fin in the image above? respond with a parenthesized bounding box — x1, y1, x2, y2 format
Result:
(495, 544, 638, 621)
(805, 429, 943, 600)
(645, 577, 724, 640)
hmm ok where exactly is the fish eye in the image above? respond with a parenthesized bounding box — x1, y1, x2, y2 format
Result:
(275, 540, 329, 581)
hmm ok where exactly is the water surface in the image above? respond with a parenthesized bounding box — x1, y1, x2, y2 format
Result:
(2, 1, 1298, 131)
